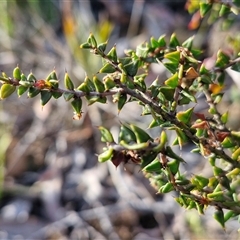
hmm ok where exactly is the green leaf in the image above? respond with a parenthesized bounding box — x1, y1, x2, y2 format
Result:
(99, 62, 116, 73)
(28, 87, 40, 98)
(221, 111, 228, 124)
(233, 0, 240, 7)
(98, 147, 114, 162)
(46, 70, 58, 81)
(17, 85, 28, 97)
(182, 36, 194, 50)
(215, 50, 230, 68)
(13, 66, 21, 80)
(93, 76, 105, 92)
(52, 91, 62, 99)
(130, 124, 153, 143)
(71, 98, 82, 114)
(148, 118, 164, 129)
(199, 2, 212, 18)
(107, 45, 118, 62)
(231, 62, 240, 72)
(150, 36, 160, 48)
(63, 92, 74, 101)
(163, 62, 178, 74)
(176, 107, 194, 124)
(118, 124, 137, 143)
(0, 84, 16, 99)
(219, 4, 231, 17)
(98, 126, 115, 143)
(169, 33, 180, 48)
(120, 140, 149, 150)
(221, 137, 235, 148)
(87, 33, 97, 48)
(118, 93, 127, 113)
(165, 72, 179, 88)
(165, 146, 185, 162)
(192, 175, 209, 189)
(124, 60, 139, 77)
(136, 44, 149, 58)
(64, 71, 75, 90)
(159, 86, 175, 101)
(103, 76, 116, 90)
(141, 151, 158, 169)
(167, 159, 179, 175)
(143, 158, 162, 172)
(164, 51, 180, 63)
(181, 89, 196, 103)
(80, 42, 92, 49)
(158, 35, 166, 47)
(160, 182, 174, 193)
(40, 91, 52, 106)
(98, 41, 108, 53)
(213, 208, 225, 229)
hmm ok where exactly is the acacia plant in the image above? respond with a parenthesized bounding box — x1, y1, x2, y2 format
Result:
(1, 1, 240, 229)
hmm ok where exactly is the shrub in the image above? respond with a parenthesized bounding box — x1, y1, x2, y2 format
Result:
(1, 1, 240, 229)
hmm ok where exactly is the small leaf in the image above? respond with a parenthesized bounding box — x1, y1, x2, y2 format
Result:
(221, 111, 228, 124)
(182, 36, 194, 50)
(46, 70, 58, 81)
(52, 91, 62, 99)
(63, 92, 74, 101)
(93, 76, 105, 92)
(80, 42, 92, 49)
(164, 51, 180, 63)
(181, 89, 196, 103)
(169, 33, 180, 48)
(213, 208, 225, 229)
(103, 76, 116, 90)
(98, 126, 115, 143)
(219, 4, 231, 17)
(98, 147, 114, 162)
(163, 62, 178, 74)
(98, 41, 108, 53)
(107, 45, 118, 62)
(215, 50, 230, 68)
(13, 66, 21, 80)
(64, 71, 75, 90)
(40, 91, 52, 106)
(159, 86, 175, 101)
(118, 93, 127, 113)
(176, 107, 194, 124)
(28, 87, 40, 98)
(136, 44, 149, 58)
(221, 137, 235, 148)
(165, 72, 178, 88)
(27, 72, 36, 83)
(158, 35, 166, 47)
(0, 84, 16, 99)
(124, 60, 139, 77)
(141, 151, 158, 169)
(231, 62, 240, 72)
(130, 124, 153, 143)
(118, 124, 137, 143)
(167, 159, 180, 175)
(192, 175, 209, 188)
(99, 62, 116, 73)
(71, 98, 82, 114)
(143, 159, 162, 172)
(199, 2, 212, 18)
(160, 182, 174, 193)
(17, 85, 28, 97)
(87, 33, 97, 48)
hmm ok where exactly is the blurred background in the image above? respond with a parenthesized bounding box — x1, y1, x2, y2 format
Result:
(0, 0, 240, 239)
